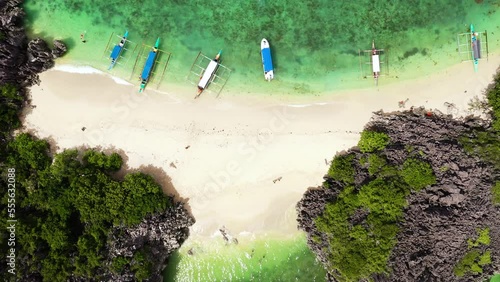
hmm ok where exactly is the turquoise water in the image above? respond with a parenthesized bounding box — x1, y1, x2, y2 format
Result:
(163, 234, 326, 281)
(23, 0, 500, 95)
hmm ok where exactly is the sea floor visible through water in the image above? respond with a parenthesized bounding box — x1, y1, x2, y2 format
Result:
(163, 233, 327, 282)
(24, 0, 500, 96)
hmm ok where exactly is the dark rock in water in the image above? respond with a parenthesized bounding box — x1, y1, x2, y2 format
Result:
(297, 109, 500, 282)
(0, 0, 67, 87)
(52, 39, 67, 58)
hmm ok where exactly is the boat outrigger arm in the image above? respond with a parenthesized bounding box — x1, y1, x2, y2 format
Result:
(197, 50, 221, 94)
(139, 37, 160, 92)
(109, 30, 129, 70)
(371, 40, 381, 83)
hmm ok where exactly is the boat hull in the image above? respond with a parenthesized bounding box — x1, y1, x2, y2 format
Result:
(108, 31, 128, 70)
(471, 24, 479, 71)
(261, 39, 274, 81)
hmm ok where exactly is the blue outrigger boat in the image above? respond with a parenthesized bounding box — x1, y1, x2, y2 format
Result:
(139, 38, 160, 92)
(108, 31, 128, 70)
(470, 24, 481, 72)
(261, 38, 274, 81)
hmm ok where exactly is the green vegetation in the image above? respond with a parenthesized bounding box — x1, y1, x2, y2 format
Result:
(316, 149, 436, 281)
(455, 228, 492, 278)
(0, 133, 171, 281)
(454, 250, 491, 277)
(486, 67, 500, 131)
(400, 158, 436, 191)
(492, 182, 500, 205)
(491, 274, 500, 282)
(367, 154, 386, 176)
(357, 131, 390, 153)
(0, 84, 24, 156)
(327, 154, 355, 185)
(460, 131, 500, 170)
(468, 228, 491, 249)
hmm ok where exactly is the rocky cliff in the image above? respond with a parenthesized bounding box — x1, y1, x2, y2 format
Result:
(0, 0, 66, 87)
(297, 108, 500, 281)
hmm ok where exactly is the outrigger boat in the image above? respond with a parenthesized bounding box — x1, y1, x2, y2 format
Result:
(139, 38, 160, 92)
(197, 50, 222, 95)
(261, 38, 274, 81)
(470, 24, 481, 72)
(108, 31, 129, 70)
(358, 40, 386, 86)
(371, 40, 381, 84)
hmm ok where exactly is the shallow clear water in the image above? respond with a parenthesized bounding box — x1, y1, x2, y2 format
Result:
(23, 0, 500, 95)
(163, 234, 326, 282)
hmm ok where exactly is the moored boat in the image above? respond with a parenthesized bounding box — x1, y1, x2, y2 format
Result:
(139, 37, 160, 92)
(197, 50, 221, 94)
(109, 31, 128, 70)
(471, 24, 481, 72)
(371, 40, 381, 83)
(261, 38, 274, 81)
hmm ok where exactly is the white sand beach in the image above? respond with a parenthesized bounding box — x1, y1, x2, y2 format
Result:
(24, 55, 500, 239)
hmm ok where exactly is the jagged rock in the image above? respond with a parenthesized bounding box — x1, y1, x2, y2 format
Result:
(297, 109, 500, 282)
(105, 203, 195, 282)
(0, 1, 67, 87)
(52, 39, 67, 58)
(439, 194, 466, 206)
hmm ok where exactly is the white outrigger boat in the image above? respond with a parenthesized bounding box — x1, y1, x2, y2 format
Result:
(359, 40, 386, 85)
(261, 38, 274, 81)
(370, 40, 381, 84)
(197, 50, 221, 95)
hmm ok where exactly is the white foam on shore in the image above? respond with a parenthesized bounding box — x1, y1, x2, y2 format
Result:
(286, 102, 330, 108)
(54, 64, 103, 74)
(54, 64, 133, 86)
(110, 76, 133, 86)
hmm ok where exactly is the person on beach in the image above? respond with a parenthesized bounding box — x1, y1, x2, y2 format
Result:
(80, 32, 86, 43)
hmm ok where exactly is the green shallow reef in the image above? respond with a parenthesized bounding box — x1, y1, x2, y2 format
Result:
(23, 0, 500, 94)
(164, 234, 326, 282)
(296, 66, 500, 281)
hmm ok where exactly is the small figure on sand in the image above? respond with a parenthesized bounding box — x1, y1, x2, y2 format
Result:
(398, 98, 409, 108)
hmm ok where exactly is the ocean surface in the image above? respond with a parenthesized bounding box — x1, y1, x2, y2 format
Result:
(23, 0, 500, 96)
(163, 233, 326, 282)
(22, 1, 500, 281)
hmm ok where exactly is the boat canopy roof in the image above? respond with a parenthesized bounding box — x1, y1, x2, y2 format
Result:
(262, 47, 273, 72)
(141, 51, 157, 80)
(110, 45, 123, 60)
(198, 60, 219, 89)
(372, 54, 380, 72)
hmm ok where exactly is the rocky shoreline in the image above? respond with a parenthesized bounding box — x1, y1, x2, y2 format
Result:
(297, 109, 500, 281)
(1, 1, 194, 281)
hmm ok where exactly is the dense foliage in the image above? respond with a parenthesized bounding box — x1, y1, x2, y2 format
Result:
(357, 131, 390, 153)
(0, 84, 25, 158)
(316, 152, 435, 281)
(327, 154, 355, 185)
(0, 133, 171, 281)
(460, 67, 500, 209)
(400, 158, 436, 190)
(493, 182, 500, 205)
(454, 228, 492, 277)
(486, 67, 500, 131)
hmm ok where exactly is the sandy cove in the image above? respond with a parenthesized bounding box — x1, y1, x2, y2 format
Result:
(24, 54, 500, 238)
